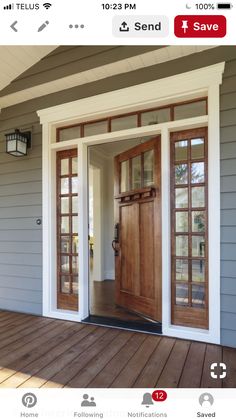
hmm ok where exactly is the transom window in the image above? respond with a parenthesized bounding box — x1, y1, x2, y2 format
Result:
(57, 98, 207, 142)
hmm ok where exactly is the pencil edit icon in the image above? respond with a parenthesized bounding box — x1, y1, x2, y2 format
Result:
(38, 21, 49, 32)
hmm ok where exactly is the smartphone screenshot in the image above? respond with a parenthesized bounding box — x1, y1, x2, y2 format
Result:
(0, 0, 235, 417)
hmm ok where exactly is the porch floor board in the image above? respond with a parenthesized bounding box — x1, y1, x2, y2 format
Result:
(0, 310, 235, 388)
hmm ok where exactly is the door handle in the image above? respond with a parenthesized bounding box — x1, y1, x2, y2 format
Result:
(112, 223, 120, 256)
(112, 240, 119, 256)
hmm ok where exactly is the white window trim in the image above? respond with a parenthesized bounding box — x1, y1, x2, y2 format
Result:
(38, 62, 224, 344)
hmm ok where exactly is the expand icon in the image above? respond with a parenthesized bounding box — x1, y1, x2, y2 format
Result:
(210, 362, 227, 379)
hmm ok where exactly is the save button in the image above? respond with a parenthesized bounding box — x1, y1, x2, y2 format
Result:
(174, 15, 226, 38)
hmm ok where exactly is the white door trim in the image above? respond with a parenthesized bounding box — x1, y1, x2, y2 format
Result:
(38, 62, 224, 343)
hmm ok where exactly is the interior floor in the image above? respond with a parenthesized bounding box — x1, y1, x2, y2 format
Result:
(90, 280, 153, 324)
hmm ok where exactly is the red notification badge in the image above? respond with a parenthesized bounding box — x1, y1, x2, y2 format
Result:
(152, 390, 167, 402)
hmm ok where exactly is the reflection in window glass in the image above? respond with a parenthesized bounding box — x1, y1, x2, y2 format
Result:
(131, 155, 141, 190)
(175, 164, 188, 184)
(192, 236, 205, 257)
(61, 197, 69, 214)
(191, 162, 205, 184)
(72, 177, 79, 194)
(61, 159, 69, 176)
(144, 150, 154, 187)
(192, 260, 205, 282)
(84, 120, 108, 137)
(72, 216, 78, 234)
(176, 259, 188, 281)
(72, 236, 78, 254)
(175, 188, 188, 208)
(72, 256, 78, 274)
(111, 115, 137, 132)
(175, 141, 188, 161)
(174, 100, 206, 120)
(121, 160, 129, 192)
(192, 285, 205, 308)
(192, 211, 205, 232)
(72, 196, 78, 214)
(61, 276, 70, 293)
(59, 127, 81, 142)
(176, 283, 189, 306)
(61, 236, 70, 254)
(61, 256, 70, 273)
(72, 157, 78, 174)
(141, 108, 171, 126)
(192, 187, 205, 208)
(191, 138, 204, 159)
(176, 236, 188, 257)
(61, 178, 69, 195)
(176, 212, 188, 232)
(61, 216, 69, 234)
(73, 276, 78, 294)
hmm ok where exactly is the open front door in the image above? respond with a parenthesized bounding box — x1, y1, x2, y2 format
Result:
(113, 137, 162, 322)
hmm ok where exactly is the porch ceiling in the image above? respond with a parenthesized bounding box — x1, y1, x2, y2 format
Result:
(0, 46, 216, 110)
(0, 46, 57, 92)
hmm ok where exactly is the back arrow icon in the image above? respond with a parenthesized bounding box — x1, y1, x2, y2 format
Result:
(10, 21, 18, 32)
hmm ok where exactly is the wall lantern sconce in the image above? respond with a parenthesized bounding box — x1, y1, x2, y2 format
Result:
(5, 129, 31, 157)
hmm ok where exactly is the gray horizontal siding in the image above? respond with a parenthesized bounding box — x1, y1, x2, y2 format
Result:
(220, 58, 236, 347)
(0, 119, 42, 315)
(0, 46, 235, 346)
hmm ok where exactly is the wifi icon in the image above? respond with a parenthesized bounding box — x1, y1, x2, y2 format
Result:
(43, 2, 52, 9)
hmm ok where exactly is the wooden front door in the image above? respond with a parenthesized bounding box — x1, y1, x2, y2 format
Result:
(113, 137, 162, 321)
(57, 149, 79, 311)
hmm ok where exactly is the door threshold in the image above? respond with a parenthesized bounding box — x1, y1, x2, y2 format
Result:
(82, 315, 162, 335)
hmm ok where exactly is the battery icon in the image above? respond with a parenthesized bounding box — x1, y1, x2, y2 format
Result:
(217, 3, 233, 8)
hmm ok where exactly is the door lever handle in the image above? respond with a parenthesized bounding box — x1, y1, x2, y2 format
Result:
(112, 240, 119, 256)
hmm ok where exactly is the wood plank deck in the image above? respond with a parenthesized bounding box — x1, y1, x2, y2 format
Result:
(0, 310, 235, 388)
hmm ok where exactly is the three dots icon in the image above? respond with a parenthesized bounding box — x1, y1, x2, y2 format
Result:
(69, 24, 85, 29)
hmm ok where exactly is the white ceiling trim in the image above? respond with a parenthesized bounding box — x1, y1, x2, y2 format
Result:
(0, 46, 216, 109)
(0, 46, 57, 92)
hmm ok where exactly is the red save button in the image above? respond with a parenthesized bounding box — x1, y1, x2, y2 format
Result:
(174, 15, 226, 38)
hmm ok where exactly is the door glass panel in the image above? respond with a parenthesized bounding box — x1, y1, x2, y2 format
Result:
(61, 197, 69, 214)
(192, 236, 205, 257)
(72, 216, 78, 234)
(192, 285, 205, 308)
(72, 276, 78, 294)
(61, 178, 69, 194)
(175, 141, 188, 161)
(72, 157, 78, 174)
(192, 186, 205, 208)
(61, 276, 70, 293)
(175, 164, 188, 184)
(72, 177, 78, 194)
(61, 236, 70, 253)
(175, 188, 188, 208)
(61, 216, 69, 234)
(111, 115, 137, 132)
(131, 155, 141, 190)
(72, 196, 78, 213)
(72, 256, 78, 274)
(176, 259, 188, 281)
(191, 162, 205, 183)
(176, 236, 188, 256)
(84, 120, 108, 137)
(141, 108, 171, 126)
(191, 138, 204, 159)
(176, 283, 189, 306)
(72, 236, 78, 253)
(143, 150, 154, 187)
(192, 260, 205, 282)
(61, 256, 70, 273)
(176, 211, 188, 232)
(192, 211, 205, 232)
(121, 160, 129, 192)
(174, 100, 206, 120)
(61, 159, 69, 175)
